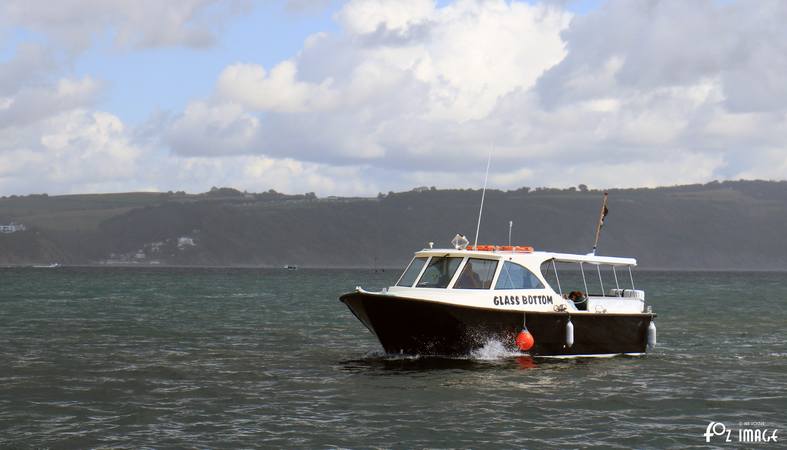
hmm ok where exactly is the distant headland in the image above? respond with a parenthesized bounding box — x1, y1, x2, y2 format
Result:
(1, 180, 786, 270)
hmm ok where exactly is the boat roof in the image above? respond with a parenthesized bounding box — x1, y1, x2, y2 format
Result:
(543, 252, 636, 266)
(414, 248, 637, 267)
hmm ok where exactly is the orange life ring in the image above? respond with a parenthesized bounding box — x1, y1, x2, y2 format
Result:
(467, 244, 495, 251)
(466, 244, 533, 252)
(513, 246, 534, 253)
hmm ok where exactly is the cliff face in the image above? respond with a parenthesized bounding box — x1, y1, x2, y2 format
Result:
(1, 180, 786, 269)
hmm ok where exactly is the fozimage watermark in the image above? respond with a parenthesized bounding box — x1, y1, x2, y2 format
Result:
(704, 421, 779, 444)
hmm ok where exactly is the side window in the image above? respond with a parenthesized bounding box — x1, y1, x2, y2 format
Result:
(416, 257, 462, 288)
(454, 258, 498, 289)
(396, 257, 428, 287)
(495, 261, 544, 290)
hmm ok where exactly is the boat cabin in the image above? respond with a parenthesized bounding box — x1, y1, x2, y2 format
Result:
(387, 246, 646, 314)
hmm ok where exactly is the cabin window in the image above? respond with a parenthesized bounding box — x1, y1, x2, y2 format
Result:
(416, 256, 462, 288)
(495, 261, 544, 290)
(454, 258, 498, 289)
(396, 257, 428, 287)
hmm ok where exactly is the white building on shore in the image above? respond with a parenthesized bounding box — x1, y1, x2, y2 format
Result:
(0, 223, 26, 233)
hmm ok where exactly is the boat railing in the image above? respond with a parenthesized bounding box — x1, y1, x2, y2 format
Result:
(544, 258, 640, 301)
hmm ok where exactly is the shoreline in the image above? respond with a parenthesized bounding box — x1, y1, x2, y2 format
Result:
(2, 264, 787, 272)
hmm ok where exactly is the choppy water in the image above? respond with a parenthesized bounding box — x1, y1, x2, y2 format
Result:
(0, 267, 784, 448)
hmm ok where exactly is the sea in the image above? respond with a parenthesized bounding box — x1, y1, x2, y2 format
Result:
(0, 267, 784, 449)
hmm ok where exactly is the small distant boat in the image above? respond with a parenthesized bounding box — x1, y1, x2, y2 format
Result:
(32, 263, 60, 268)
(284, 265, 298, 271)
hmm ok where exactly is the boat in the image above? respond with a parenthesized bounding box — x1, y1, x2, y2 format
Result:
(32, 263, 60, 268)
(284, 265, 298, 271)
(340, 238, 656, 357)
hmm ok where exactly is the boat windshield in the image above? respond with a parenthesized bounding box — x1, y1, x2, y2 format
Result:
(416, 256, 462, 288)
(454, 258, 498, 289)
(396, 257, 428, 287)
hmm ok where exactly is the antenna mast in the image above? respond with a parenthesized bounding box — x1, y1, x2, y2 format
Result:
(473, 150, 492, 248)
(508, 220, 513, 246)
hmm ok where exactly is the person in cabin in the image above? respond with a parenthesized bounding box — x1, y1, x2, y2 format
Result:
(457, 260, 482, 288)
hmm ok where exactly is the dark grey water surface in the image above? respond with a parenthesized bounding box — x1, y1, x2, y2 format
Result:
(0, 268, 784, 448)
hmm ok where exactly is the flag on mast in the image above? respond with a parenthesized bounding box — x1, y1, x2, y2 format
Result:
(591, 192, 609, 255)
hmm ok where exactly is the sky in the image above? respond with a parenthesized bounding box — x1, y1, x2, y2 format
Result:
(0, 0, 785, 196)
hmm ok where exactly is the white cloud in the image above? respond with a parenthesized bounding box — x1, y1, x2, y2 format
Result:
(0, 43, 56, 96)
(216, 61, 339, 113)
(0, 0, 248, 51)
(0, 109, 142, 193)
(166, 101, 260, 156)
(536, 0, 787, 113)
(3, 0, 787, 196)
(169, 0, 572, 167)
(336, 0, 436, 35)
(174, 0, 781, 193)
(0, 77, 101, 129)
(0, 105, 382, 196)
(124, 153, 381, 197)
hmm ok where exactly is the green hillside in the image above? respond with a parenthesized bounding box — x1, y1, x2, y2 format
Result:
(1, 180, 786, 269)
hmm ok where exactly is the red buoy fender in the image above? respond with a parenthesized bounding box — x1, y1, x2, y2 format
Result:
(515, 327, 534, 351)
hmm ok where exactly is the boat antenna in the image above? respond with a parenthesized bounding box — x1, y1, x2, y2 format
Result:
(591, 191, 609, 255)
(508, 220, 513, 247)
(473, 149, 492, 248)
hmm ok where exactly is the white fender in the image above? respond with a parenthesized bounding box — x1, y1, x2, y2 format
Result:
(565, 319, 574, 348)
(647, 321, 657, 348)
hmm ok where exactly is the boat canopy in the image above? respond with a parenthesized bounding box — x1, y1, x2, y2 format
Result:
(545, 252, 636, 267)
(413, 248, 637, 267)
